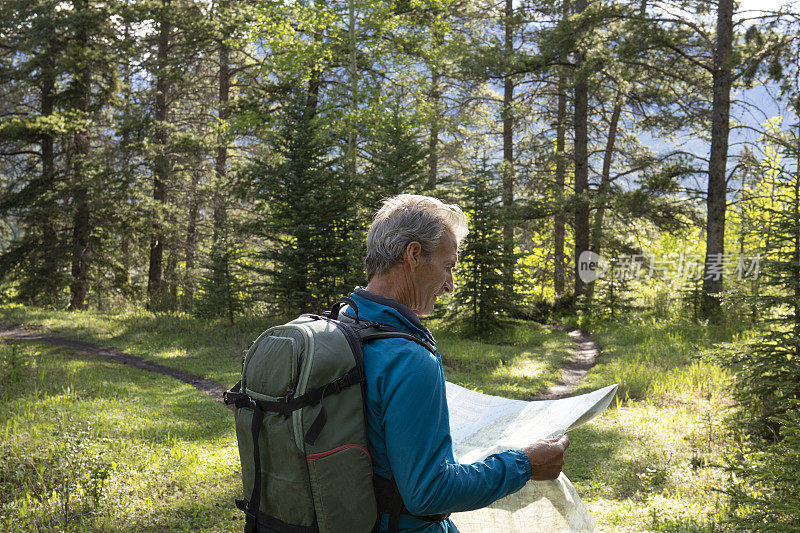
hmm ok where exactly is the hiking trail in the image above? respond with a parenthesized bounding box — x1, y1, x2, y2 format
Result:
(1, 323, 599, 405)
(0, 325, 231, 409)
(531, 327, 600, 401)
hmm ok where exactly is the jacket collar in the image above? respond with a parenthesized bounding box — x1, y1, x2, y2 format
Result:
(350, 287, 436, 345)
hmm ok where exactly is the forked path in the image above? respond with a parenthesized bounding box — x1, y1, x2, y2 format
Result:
(1, 323, 598, 405)
(531, 328, 600, 401)
(0, 325, 231, 409)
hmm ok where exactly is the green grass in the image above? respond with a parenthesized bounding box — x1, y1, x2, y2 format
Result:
(431, 320, 573, 399)
(1, 304, 749, 532)
(0, 304, 282, 386)
(0, 305, 572, 399)
(0, 339, 240, 531)
(564, 317, 750, 532)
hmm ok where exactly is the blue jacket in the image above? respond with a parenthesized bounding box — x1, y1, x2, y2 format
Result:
(346, 288, 531, 532)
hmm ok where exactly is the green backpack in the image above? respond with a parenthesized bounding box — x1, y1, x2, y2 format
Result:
(223, 298, 449, 533)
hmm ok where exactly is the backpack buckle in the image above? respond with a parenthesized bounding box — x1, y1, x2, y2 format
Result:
(328, 376, 346, 394)
(275, 393, 294, 417)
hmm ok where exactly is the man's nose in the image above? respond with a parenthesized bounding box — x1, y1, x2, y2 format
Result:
(443, 273, 454, 293)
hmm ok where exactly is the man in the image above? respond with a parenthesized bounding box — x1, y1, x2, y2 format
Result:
(346, 194, 570, 532)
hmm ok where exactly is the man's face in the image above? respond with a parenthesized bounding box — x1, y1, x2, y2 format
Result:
(411, 230, 458, 316)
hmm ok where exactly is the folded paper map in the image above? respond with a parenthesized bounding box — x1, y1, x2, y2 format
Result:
(445, 383, 619, 533)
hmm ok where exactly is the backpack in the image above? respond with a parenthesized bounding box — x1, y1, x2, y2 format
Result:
(223, 297, 450, 533)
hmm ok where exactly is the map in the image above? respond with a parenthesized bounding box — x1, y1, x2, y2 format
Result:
(445, 383, 619, 532)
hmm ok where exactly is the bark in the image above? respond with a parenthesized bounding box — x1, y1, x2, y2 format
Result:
(40, 43, 58, 295)
(164, 245, 178, 310)
(69, 193, 90, 310)
(120, 23, 133, 283)
(147, 0, 171, 308)
(502, 0, 515, 297)
(573, 0, 590, 297)
(184, 171, 200, 306)
(305, 68, 321, 121)
(554, 68, 567, 296)
(69, 0, 92, 311)
(701, 0, 734, 316)
(794, 160, 799, 345)
(427, 69, 440, 189)
(586, 96, 621, 301)
(213, 27, 230, 240)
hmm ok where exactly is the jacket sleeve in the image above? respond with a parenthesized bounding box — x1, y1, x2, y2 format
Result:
(377, 341, 532, 515)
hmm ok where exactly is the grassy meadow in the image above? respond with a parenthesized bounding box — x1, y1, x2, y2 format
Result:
(0, 305, 744, 531)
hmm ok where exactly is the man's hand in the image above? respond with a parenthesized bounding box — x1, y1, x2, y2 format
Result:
(522, 434, 570, 481)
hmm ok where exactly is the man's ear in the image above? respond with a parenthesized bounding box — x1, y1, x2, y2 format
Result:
(404, 241, 423, 271)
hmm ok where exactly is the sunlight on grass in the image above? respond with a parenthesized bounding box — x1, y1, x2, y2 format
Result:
(430, 321, 573, 399)
(0, 304, 279, 386)
(0, 340, 241, 531)
(0, 305, 750, 531)
(565, 317, 745, 532)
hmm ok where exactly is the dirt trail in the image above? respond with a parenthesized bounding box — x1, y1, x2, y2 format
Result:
(0, 325, 231, 409)
(531, 328, 600, 401)
(1, 322, 598, 405)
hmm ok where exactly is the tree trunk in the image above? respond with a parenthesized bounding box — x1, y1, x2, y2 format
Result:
(40, 43, 59, 300)
(305, 68, 321, 120)
(184, 170, 200, 307)
(120, 23, 134, 286)
(554, 68, 568, 296)
(795, 128, 800, 345)
(586, 96, 621, 301)
(164, 245, 178, 310)
(213, 19, 230, 240)
(701, 0, 734, 317)
(69, 0, 92, 311)
(427, 69, 440, 189)
(502, 0, 515, 299)
(69, 192, 90, 310)
(573, 0, 590, 297)
(346, 0, 357, 177)
(148, 0, 171, 309)
(794, 156, 799, 344)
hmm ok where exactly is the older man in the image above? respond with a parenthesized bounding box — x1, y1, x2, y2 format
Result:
(346, 194, 569, 533)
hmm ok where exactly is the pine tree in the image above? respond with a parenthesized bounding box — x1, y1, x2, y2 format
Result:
(362, 101, 430, 209)
(723, 116, 800, 529)
(245, 88, 358, 316)
(0, 0, 122, 309)
(454, 154, 508, 334)
(196, 229, 246, 324)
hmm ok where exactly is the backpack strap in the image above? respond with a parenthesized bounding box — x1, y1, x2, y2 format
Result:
(355, 323, 436, 354)
(225, 366, 363, 446)
(354, 324, 446, 531)
(223, 382, 267, 533)
(246, 399, 265, 533)
(329, 296, 359, 321)
(373, 474, 450, 532)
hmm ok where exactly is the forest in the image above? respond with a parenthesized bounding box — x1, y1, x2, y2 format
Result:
(2, 0, 800, 530)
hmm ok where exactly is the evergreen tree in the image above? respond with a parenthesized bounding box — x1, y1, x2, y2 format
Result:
(244, 89, 358, 316)
(723, 114, 800, 528)
(0, 0, 122, 309)
(454, 154, 509, 334)
(362, 101, 430, 208)
(196, 229, 246, 324)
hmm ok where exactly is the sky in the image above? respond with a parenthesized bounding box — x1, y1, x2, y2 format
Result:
(644, 0, 800, 189)
(738, 0, 797, 13)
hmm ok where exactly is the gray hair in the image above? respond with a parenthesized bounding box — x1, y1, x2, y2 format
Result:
(365, 194, 469, 281)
